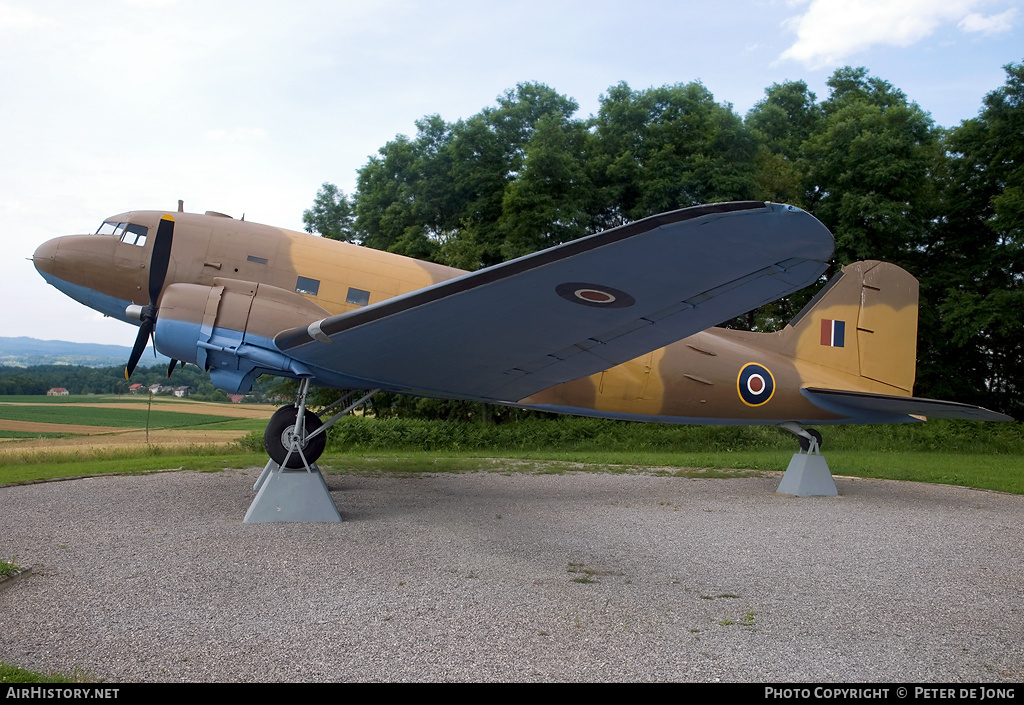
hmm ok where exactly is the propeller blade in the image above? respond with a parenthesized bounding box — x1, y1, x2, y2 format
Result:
(125, 321, 152, 380)
(126, 214, 175, 380)
(167, 359, 179, 379)
(148, 215, 174, 304)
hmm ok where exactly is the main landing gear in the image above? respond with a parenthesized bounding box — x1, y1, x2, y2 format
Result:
(264, 406, 326, 469)
(244, 380, 379, 523)
(797, 428, 823, 454)
(779, 421, 823, 455)
(776, 422, 837, 497)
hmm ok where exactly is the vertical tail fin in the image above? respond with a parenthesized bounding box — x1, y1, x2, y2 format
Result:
(784, 261, 919, 393)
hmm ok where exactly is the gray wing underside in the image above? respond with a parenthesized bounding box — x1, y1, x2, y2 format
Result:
(803, 388, 1014, 423)
(275, 202, 835, 402)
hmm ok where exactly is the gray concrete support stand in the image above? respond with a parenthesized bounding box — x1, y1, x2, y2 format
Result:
(244, 459, 343, 523)
(777, 452, 838, 497)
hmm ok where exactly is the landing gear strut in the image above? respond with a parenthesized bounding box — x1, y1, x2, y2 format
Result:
(261, 380, 379, 471)
(245, 380, 379, 523)
(780, 421, 823, 455)
(798, 428, 823, 454)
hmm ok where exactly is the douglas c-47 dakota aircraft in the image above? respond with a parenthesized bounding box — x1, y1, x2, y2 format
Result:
(32, 200, 1010, 512)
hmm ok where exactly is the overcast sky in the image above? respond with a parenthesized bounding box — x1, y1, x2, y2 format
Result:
(3, 0, 1022, 347)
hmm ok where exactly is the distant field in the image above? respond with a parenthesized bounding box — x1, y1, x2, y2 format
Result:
(0, 430, 65, 439)
(0, 404, 233, 428)
(0, 396, 274, 461)
(0, 394, 152, 404)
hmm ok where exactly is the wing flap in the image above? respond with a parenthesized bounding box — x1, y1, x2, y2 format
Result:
(277, 202, 835, 401)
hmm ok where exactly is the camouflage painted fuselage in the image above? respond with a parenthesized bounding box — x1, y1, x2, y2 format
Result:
(34, 209, 920, 425)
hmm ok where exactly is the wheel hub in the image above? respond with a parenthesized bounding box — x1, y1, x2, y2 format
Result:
(281, 425, 309, 452)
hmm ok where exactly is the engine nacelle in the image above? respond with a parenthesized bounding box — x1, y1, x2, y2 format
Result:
(154, 278, 330, 393)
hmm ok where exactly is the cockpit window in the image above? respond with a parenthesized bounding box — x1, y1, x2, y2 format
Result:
(99, 222, 149, 246)
(120, 223, 148, 246)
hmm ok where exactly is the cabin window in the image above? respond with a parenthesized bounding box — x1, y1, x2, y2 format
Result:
(346, 288, 370, 307)
(295, 276, 320, 296)
(247, 255, 268, 265)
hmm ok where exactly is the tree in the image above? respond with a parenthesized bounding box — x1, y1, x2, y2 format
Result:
(497, 113, 595, 259)
(302, 183, 356, 242)
(746, 80, 822, 206)
(355, 129, 440, 259)
(802, 67, 938, 268)
(589, 81, 758, 225)
(924, 62, 1024, 414)
(306, 70, 1023, 416)
(728, 80, 828, 331)
(353, 82, 585, 266)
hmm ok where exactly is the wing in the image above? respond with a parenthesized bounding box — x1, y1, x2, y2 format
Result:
(802, 388, 1014, 423)
(275, 201, 834, 402)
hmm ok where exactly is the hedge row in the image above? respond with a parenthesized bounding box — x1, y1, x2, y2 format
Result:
(313, 416, 1022, 454)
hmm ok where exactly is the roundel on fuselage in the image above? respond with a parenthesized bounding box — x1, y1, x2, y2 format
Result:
(737, 363, 775, 407)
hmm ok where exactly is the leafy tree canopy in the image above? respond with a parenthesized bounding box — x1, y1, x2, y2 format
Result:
(305, 62, 1024, 416)
(302, 183, 355, 242)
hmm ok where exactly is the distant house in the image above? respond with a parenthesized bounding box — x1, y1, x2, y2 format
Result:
(228, 394, 246, 404)
(173, 386, 191, 398)
(129, 383, 145, 394)
(46, 387, 69, 396)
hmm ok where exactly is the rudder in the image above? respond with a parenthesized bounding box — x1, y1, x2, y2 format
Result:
(784, 261, 919, 394)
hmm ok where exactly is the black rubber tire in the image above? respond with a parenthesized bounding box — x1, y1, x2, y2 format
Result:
(264, 406, 326, 469)
(798, 428, 824, 452)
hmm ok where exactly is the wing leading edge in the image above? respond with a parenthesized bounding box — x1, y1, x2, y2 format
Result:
(276, 202, 835, 402)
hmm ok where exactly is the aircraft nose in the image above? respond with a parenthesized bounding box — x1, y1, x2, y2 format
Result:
(33, 237, 60, 277)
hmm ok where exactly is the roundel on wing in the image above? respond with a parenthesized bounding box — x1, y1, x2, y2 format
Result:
(554, 282, 635, 309)
(737, 363, 775, 407)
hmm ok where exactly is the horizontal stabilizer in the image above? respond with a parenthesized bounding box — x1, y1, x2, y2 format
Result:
(802, 388, 1013, 423)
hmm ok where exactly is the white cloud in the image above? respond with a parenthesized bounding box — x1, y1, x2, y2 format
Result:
(959, 8, 1018, 33)
(779, 0, 1017, 68)
(0, 2, 52, 33)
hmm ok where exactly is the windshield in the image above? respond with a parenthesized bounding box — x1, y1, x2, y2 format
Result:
(97, 221, 149, 246)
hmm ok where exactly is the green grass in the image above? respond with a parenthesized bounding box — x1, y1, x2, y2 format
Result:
(0, 411, 1021, 493)
(0, 662, 82, 683)
(0, 446, 266, 484)
(306, 448, 1024, 493)
(308, 416, 1023, 493)
(7, 442, 1018, 493)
